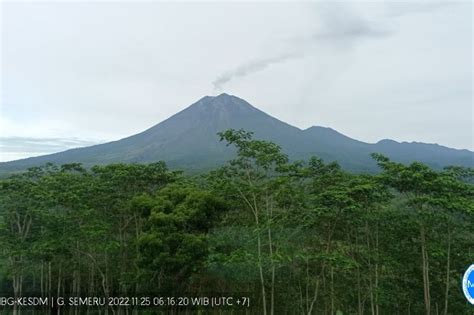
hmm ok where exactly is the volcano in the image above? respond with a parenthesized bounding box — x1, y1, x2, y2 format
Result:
(1, 93, 472, 174)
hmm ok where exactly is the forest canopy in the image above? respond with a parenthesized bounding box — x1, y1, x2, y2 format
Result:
(0, 129, 473, 314)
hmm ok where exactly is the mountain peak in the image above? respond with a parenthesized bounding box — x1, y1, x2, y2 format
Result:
(206, 92, 239, 103)
(199, 93, 234, 102)
(192, 93, 259, 114)
(216, 92, 231, 98)
(377, 139, 399, 145)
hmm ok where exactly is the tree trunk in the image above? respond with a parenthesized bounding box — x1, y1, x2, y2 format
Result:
(420, 225, 431, 315)
(256, 220, 267, 315)
(330, 266, 334, 315)
(266, 194, 275, 315)
(41, 261, 44, 297)
(357, 266, 362, 315)
(57, 263, 62, 298)
(375, 225, 380, 315)
(443, 227, 451, 315)
(49, 261, 52, 297)
(365, 221, 375, 315)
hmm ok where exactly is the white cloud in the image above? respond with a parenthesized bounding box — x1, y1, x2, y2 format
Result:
(0, 1, 472, 159)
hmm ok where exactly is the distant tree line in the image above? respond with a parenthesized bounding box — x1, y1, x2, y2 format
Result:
(0, 129, 473, 314)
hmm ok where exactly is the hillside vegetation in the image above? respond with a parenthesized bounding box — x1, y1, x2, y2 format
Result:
(0, 129, 473, 314)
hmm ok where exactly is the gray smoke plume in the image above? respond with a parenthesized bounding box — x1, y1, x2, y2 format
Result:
(211, 5, 391, 91)
(213, 52, 301, 91)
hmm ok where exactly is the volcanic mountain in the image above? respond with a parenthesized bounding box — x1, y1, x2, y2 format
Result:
(1, 93, 473, 174)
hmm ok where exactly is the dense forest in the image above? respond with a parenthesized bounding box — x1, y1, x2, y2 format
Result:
(0, 129, 473, 314)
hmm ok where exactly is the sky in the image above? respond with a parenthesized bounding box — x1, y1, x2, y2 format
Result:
(0, 1, 472, 162)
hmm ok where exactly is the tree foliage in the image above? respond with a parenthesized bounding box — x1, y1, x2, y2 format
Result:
(0, 131, 472, 314)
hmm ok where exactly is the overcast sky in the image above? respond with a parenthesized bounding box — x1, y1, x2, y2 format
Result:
(1, 1, 472, 162)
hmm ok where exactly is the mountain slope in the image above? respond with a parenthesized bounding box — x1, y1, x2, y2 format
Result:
(1, 93, 472, 174)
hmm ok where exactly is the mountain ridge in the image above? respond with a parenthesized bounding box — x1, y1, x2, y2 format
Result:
(1, 93, 472, 174)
